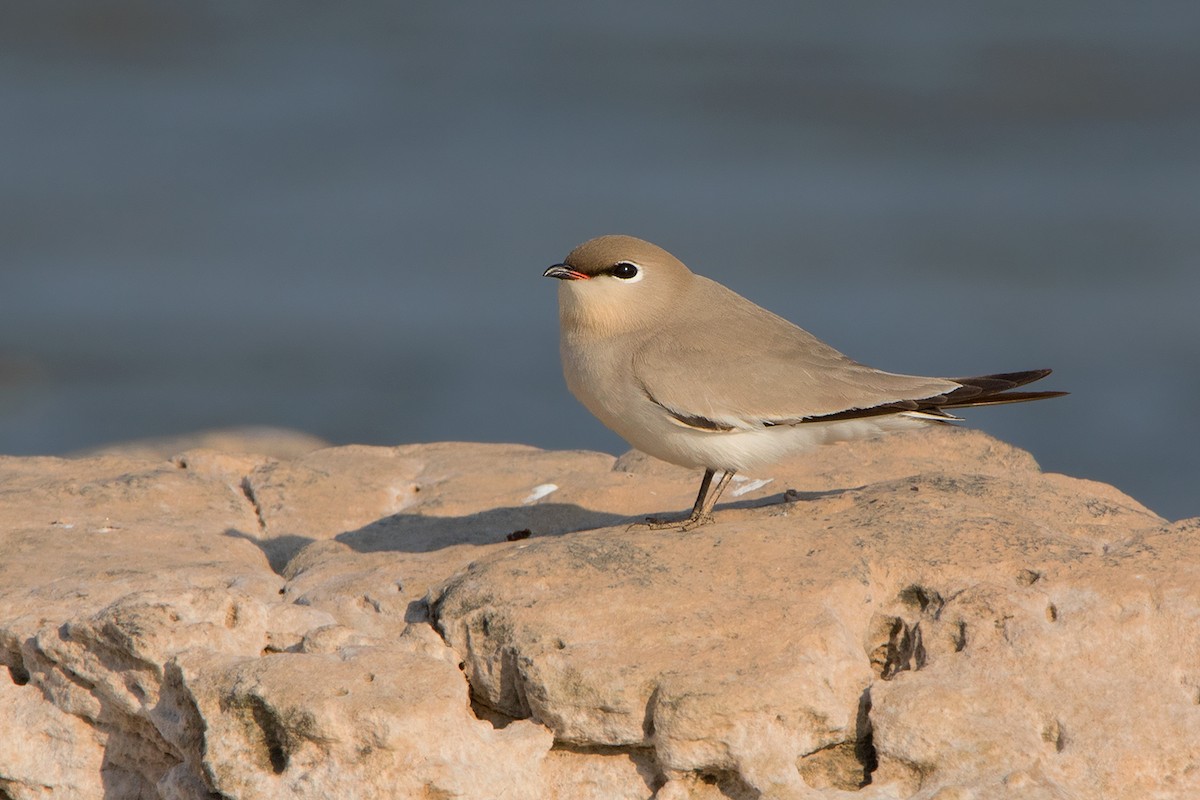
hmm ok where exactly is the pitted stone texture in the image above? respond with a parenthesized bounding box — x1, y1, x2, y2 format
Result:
(1, 427, 1195, 799)
(431, 459, 1188, 798)
(171, 643, 553, 800)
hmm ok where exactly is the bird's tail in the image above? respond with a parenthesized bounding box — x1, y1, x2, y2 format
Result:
(942, 369, 1068, 408)
(804, 368, 1066, 424)
(898, 369, 1066, 421)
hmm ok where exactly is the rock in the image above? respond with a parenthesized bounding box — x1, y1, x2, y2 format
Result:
(70, 426, 330, 461)
(167, 642, 553, 800)
(0, 675, 106, 798)
(0, 426, 1196, 798)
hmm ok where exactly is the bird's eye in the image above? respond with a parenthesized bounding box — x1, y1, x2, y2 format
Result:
(610, 262, 640, 280)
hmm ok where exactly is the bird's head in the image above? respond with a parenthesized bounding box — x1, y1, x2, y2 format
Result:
(544, 235, 693, 335)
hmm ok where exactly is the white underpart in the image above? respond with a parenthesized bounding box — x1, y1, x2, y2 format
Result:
(730, 477, 774, 497)
(596, 388, 934, 474)
(522, 483, 559, 504)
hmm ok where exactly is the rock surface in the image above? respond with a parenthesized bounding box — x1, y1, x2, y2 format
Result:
(1, 426, 1196, 799)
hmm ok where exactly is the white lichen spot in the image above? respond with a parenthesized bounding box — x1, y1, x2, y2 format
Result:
(386, 482, 420, 513)
(730, 477, 773, 497)
(523, 483, 559, 504)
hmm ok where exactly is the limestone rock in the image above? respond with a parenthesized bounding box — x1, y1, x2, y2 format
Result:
(71, 426, 330, 461)
(0, 427, 1196, 798)
(0, 676, 107, 799)
(429, 432, 1193, 798)
(168, 641, 552, 800)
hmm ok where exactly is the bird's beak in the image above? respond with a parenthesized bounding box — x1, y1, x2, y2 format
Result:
(543, 264, 590, 280)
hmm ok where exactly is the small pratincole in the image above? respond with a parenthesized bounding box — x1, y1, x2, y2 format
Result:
(544, 235, 1066, 530)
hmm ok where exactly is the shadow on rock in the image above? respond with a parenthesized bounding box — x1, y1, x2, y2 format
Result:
(225, 529, 316, 575)
(334, 503, 629, 554)
(332, 488, 852, 556)
(223, 489, 856, 573)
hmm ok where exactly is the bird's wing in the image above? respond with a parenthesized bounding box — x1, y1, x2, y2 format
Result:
(631, 277, 961, 430)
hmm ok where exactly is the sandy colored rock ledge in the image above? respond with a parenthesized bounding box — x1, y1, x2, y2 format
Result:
(69, 425, 331, 462)
(0, 426, 1196, 799)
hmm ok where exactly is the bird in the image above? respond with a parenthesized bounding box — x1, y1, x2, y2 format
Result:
(544, 235, 1066, 530)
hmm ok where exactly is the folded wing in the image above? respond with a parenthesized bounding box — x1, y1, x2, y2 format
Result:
(633, 277, 1064, 431)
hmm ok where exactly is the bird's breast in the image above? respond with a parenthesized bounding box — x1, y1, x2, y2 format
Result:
(560, 331, 632, 425)
(559, 329, 724, 469)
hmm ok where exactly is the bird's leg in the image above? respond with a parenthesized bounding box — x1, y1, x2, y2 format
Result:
(680, 469, 735, 530)
(635, 468, 715, 530)
(635, 468, 735, 531)
(689, 468, 717, 517)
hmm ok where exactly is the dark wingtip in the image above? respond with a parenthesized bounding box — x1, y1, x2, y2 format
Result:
(957, 390, 1069, 408)
(942, 369, 1066, 410)
(798, 368, 1065, 424)
(950, 369, 1054, 389)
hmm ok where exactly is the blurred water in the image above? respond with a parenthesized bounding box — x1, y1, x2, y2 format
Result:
(2, 1, 1198, 519)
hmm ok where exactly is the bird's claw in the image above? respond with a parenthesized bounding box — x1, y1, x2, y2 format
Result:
(626, 513, 714, 532)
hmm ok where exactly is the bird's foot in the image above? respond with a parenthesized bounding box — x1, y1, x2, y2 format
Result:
(627, 512, 714, 532)
(677, 513, 715, 532)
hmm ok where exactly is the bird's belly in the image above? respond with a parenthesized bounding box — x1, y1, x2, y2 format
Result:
(646, 416, 931, 473)
(562, 336, 930, 472)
